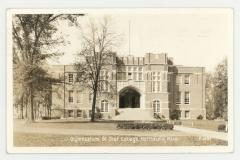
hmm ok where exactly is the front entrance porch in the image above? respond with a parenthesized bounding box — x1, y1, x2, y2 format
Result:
(119, 87, 140, 108)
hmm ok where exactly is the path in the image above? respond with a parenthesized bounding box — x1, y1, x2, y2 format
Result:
(174, 125, 228, 141)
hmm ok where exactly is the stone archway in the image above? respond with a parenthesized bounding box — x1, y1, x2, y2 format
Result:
(119, 87, 140, 108)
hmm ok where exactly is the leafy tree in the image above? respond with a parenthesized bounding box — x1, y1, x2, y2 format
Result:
(213, 57, 228, 120)
(75, 17, 121, 122)
(205, 57, 228, 120)
(205, 73, 215, 120)
(12, 14, 83, 122)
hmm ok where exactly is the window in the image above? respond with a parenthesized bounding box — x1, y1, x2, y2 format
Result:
(133, 66, 137, 72)
(138, 67, 143, 80)
(117, 72, 126, 80)
(100, 100, 109, 112)
(153, 100, 160, 113)
(68, 110, 73, 117)
(162, 72, 166, 80)
(117, 66, 126, 80)
(133, 67, 137, 80)
(127, 67, 132, 80)
(152, 72, 161, 92)
(184, 110, 190, 119)
(133, 72, 137, 80)
(157, 72, 161, 80)
(76, 90, 81, 103)
(68, 90, 73, 103)
(184, 91, 190, 104)
(100, 81, 109, 92)
(89, 93, 92, 102)
(157, 81, 160, 91)
(138, 72, 143, 81)
(176, 91, 181, 104)
(127, 66, 144, 81)
(184, 74, 190, 84)
(117, 66, 143, 81)
(89, 110, 92, 117)
(69, 73, 73, 83)
(128, 72, 132, 80)
(100, 71, 110, 92)
(77, 109, 82, 117)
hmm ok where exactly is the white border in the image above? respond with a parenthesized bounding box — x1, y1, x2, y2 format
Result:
(6, 8, 234, 154)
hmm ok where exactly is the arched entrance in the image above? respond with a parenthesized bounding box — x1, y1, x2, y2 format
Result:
(119, 87, 140, 108)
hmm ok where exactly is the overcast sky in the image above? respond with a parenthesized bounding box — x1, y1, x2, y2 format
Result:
(48, 9, 233, 72)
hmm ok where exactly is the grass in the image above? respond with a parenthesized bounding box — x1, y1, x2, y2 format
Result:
(177, 120, 227, 131)
(14, 119, 117, 130)
(14, 132, 227, 147)
(13, 119, 228, 147)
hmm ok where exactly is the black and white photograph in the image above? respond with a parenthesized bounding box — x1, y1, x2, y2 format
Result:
(7, 8, 233, 153)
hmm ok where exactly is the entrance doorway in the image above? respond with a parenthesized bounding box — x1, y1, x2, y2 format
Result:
(119, 87, 140, 108)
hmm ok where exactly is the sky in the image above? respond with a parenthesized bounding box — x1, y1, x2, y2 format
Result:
(48, 9, 233, 72)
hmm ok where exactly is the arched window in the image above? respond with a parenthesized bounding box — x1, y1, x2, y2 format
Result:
(100, 100, 109, 112)
(153, 100, 160, 113)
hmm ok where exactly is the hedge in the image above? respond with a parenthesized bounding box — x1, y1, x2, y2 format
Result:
(42, 116, 60, 120)
(116, 122, 174, 130)
(218, 124, 226, 132)
(197, 115, 203, 120)
(173, 121, 182, 125)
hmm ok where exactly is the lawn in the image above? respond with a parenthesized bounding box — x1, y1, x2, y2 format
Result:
(13, 119, 228, 147)
(14, 120, 117, 130)
(175, 120, 227, 131)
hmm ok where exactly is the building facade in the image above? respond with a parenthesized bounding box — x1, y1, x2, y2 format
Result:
(49, 53, 206, 120)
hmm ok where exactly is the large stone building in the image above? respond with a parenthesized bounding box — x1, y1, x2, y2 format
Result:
(49, 53, 206, 120)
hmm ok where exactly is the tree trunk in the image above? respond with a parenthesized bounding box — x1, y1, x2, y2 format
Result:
(28, 83, 34, 122)
(91, 89, 97, 122)
(25, 100, 28, 119)
(20, 96, 24, 119)
(91, 80, 99, 122)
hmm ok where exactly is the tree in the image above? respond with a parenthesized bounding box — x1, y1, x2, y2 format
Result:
(205, 73, 215, 120)
(12, 14, 83, 122)
(205, 57, 228, 120)
(213, 57, 228, 120)
(75, 17, 121, 122)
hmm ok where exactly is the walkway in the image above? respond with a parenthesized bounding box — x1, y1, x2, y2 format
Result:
(174, 125, 228, 141)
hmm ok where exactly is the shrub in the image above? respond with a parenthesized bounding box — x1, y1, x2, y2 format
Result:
(162, 123, 174, 130)
(218, 124, 226, 132)
(115, 109, 120, 116)
(116, 122, 174, 130)
(95, 108, 103, 119)
(42, 116, 51, 120)
(197, 115, 203, 120)
(51, 116, 60, 120)
(170, 110, 180, 120)
(94, 112, 102, 119)
(154, 113, 166, 120)
(173, 121, 182, 125)
(42, 116, 61, 120)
